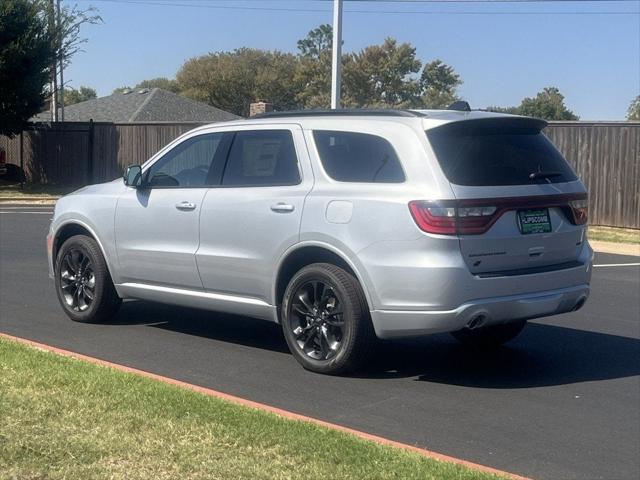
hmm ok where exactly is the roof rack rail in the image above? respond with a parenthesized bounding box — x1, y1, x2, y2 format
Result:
(447, 101, 471, 112)
(252, 109, 424, 119)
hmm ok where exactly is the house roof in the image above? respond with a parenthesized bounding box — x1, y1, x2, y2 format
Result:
(32, 88, 241, 123)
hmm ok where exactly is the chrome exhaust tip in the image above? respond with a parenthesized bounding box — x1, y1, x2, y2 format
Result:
(573, 297, 587, 312)
(467, 314, 487, 330)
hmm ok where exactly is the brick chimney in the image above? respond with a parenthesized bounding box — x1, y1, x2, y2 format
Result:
(249, 101, 273, 117)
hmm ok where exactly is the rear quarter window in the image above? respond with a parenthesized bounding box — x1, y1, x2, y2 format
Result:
(426, 119, 577, 186)
(313, 130, 405, 183)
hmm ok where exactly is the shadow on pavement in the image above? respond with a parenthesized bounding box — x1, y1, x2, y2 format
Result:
(365, 322, 640, 388)
(109, 301, 640, 388)
(110, 300, 290, 353)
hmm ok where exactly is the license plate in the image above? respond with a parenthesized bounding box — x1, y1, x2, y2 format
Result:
(517, 208, 552, 234)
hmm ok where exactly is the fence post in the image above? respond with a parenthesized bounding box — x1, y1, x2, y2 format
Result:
(87, 119, 94, 184)
(19, 130, 24, 190)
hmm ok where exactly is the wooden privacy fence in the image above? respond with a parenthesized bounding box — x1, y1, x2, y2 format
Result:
(1, 120, 639, 229)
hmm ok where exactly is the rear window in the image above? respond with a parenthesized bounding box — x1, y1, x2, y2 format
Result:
(313, 130, 405, 183)
(426, 119, 577, 186)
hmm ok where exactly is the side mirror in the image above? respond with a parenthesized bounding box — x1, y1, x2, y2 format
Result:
(123, 165, 142, 188)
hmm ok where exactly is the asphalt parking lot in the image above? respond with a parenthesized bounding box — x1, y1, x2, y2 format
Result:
(1, 205, 639, 480)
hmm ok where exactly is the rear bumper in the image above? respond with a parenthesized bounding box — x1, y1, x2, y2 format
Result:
(370, 283, 589, 339)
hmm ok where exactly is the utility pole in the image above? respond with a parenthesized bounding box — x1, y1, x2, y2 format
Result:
(330, 0, 343, 109)
(57, 0, 64, 121)
(49, 0, 58, 121)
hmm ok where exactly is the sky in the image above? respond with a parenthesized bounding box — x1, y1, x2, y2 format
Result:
(64, 0, 640, 120)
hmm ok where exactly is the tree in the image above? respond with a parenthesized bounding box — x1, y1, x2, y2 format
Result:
(135, 77, 179, 93)
(518, 87, 578, 120)
(294, 25, 333, 108)
(420, 60, 462, 109)
(0, 0, 56, 136)
(52, 2, 100, 73)
(342, 38, 422, 108)
(627, 95, 640, 121)
(490, 87, 578, 120)
(112, 86, 132, 95)
(63, 85, 96, 105)
(485, 105, 520, 115)
(177, 48, 299, 116)
(297, 24, 333, 59)
(0, 0, 99, 135)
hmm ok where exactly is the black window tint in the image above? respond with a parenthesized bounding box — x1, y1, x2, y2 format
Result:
(313, 131, 405, 183)
(146, 133, 223, 188)
(426, 119, 577, 186)
(222, 130, 300, 186)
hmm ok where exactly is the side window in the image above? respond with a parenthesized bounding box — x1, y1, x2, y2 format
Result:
(313, 130, 405, 183)
(146, 133, 224, 188)
(222, 130, 300, 186)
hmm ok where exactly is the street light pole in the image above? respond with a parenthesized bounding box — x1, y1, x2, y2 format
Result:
(57, 0, 64, 121)
(330, 0, 343, 109)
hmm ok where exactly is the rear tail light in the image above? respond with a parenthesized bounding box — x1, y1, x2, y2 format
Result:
(568, 198, 588, 225)
(409, 193, 588, 235)
(408, 202, 457, 234)
(409, 201, 498, 235)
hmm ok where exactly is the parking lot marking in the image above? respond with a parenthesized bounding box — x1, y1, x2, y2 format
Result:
(0, 331, 530, 480)
(594, 263, 640, 268)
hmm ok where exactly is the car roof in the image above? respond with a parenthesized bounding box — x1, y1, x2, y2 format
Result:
(196, 108, 539, 131)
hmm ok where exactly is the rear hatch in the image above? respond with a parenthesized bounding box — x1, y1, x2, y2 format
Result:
(425, 117, 588, 276)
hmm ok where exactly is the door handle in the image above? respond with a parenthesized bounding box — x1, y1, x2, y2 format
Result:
(270, 203, 295, 213)
(175, 201, 197, 211)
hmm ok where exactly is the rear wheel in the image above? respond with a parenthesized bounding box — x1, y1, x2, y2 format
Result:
(54, 234, 121, 323)
(281, 263, 375, 375)
(451, 320, 527, 348)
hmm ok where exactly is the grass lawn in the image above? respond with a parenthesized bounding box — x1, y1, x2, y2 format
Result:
(588, 226, 640, 245)
(0, 338, 503, 480)
(0, 180, 74, 198)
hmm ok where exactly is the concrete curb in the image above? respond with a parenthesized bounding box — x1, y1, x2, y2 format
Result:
(0, 332, 529, 480)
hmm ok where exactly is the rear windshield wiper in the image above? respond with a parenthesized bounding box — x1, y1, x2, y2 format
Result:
(529, 171, 564, 181)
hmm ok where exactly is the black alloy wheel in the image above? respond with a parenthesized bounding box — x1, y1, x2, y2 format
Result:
(55, 234, 121, 323)
(281, 263, 376, 375)
(59, 248, 96, 312)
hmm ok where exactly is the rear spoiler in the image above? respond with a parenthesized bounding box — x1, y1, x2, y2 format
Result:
(428, 116, 548, 135)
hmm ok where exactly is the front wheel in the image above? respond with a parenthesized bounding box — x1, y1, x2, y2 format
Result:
(54, 234, 121, 323)
(281, 263, 375, 375)
(451, 320, 527, 348)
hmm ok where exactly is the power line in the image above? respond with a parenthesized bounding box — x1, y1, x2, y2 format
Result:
(92, 0, 639, 14)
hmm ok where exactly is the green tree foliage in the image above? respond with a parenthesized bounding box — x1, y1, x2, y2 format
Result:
(420, 60, 462, 109)
(63, 85, 97, 105)
(485, 105, 520, 115)
(177, 48, 299, 117)
(135, 77, 179, 93)
(627, 95, 640, 121)
(488, 87, 578, 120)
(0, 0, 99, 135)
(111, 86, 131, 95)
(0, 0, 55, 136)
(294, 25, 333, 108)
(173, 24, 463, 115)
(517, 87, 578, 120)
(343, 38, 422, 108)
(297, 24, 333, 59)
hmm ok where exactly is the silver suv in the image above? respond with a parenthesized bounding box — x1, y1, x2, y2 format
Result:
(48, 109, 592, 374)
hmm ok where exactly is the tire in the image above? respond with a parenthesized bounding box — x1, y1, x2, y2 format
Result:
(281, 263, 376, 375)
(54, 234, 121, 323)
(451, 320, 527, 348)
